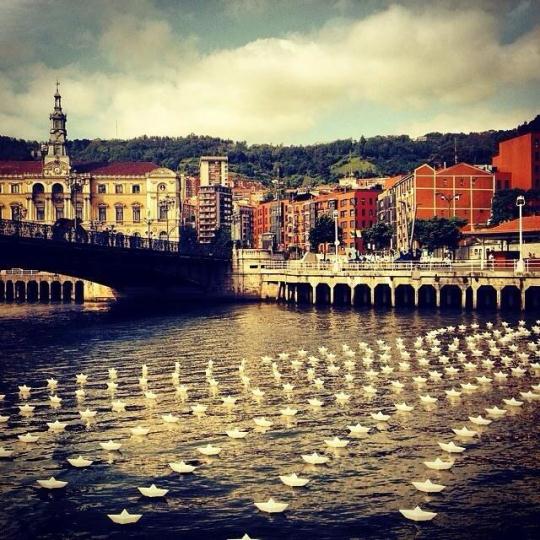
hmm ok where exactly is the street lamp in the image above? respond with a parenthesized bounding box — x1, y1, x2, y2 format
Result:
(333, 209, 339, 257)
(66, 172, 88, 238)
(143, 211, 154, 240)
(436, 192, 461, 218)
(516, 195, 525, 272)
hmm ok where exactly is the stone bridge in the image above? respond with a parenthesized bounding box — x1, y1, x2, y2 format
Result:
(232, 251, 540, 311)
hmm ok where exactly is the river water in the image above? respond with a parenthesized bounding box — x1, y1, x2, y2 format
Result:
(0, 302, 539, 540)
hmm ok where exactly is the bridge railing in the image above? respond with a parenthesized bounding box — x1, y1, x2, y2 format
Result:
(259, 259, 538, 274)
(0, 219, 229, 259)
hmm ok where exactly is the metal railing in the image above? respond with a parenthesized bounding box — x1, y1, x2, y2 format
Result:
(0, 219, 230, 259)
(259, 259, 539, 274)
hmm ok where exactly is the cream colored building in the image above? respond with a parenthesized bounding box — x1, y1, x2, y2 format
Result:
(0, 86, 183, 241)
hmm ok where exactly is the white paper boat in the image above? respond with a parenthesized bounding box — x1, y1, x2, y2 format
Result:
(18, 433, 39, 443)
(79, 408, 97, 420)
(100, 440, 122, 451)
(468, 415, 492, 426)
(226, 428, 248, 439)
(46, 378, 58, 390)
(347, 423, 371, 435)
(197, 444, 221, 456)
(308, 398, 323, 407)
(282, 383, 294, 392)
(75, 389, 85, 400)
(138, 484, 168, 497)
(169, 460, 196, 473)
(486, 406, 507, 418)
(438, 441, 466, 453)
(222, 396, 237, 407)
(279, 473, 309, 487)
(47, 420, 67, 432)
(49, 395, 62, 406)
(254, 498, 288, 513)
(452, 426, 477, 438)
(371, 411, 390, 422)
(503, 397, 523, 407)
(324, 436, 349, 448)
(130, 426, 149, 437)
(144, 391, 157, 400)
(301, 452, 329, 465)
(411, 479, 446, 493)
(254, 417, 273, 428)
(108, 368, 117, 380)
(111, 400, 126, 412)
(162, 413, 180, 423)
(280, 407, 298, 417)
(445, 388, 461, 398)
(191, 404, 207, 415)
(37, 477, 67, 489)
(107, 509, 142, 524)
(394, 402, 414, 412)
(419, 394, 438, 404)
(67, 455, 93, 468)
(424, 457, 454, 470)
(19, 404, 35, 414)
(400, 505, 437, 521)
(334, 392, 350, 403)
(76, 373, 88, 385)
(18, 384, 31, 397)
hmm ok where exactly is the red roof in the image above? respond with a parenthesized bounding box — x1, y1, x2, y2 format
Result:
(464, 216, 540, 235)
(436, 162, 492, 176)
(74, 162, 159, 175)
(0, 161, 42, 175)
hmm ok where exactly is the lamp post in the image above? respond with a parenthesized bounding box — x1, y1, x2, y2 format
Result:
(516, 195, 525, 272)
(144, 211, 154, 241)
(333, 209, 339, 258)
(436, 192, 461, 218)
(66, 172, 88, 239)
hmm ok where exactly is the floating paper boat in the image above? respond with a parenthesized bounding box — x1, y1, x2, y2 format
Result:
(485, 406, 507, 418)
(394, 402, 414, 412)
(335, 392, 351, 404)
(461, 383, 478, 391)
(67, 455, 93, 468)
(419, 394, 438, 404)
(411, 479, 446, 493)
(452, 426, 478, 438)
(283, 383, 294, 392)
(399, 506, 437, 522)
(222, 396, 237, 407)
(130, 426, 149, 437)
(308, 398, 323, 407)
(301, 452, 329, 465)
(254, 498, 288, 513)
(46, 378, 58, 390)
(347, 423, 371, 435)
(424, 457, 454, 470)
(18, 385, 31, 397)
(280, 407, 298, 417)
(445, 388, 461, 398)
(47, 420, 67, 432)
(107, 509, 142, 524)
(254, 417, 273, 428)
(108, 368, 117, 380)
(111, 400, 126, 412)
(100, 440, 122, 451)
(37, 477, 67, 489)
(438, 441, 466, 453)
(79, 408, 97, 421)
(251, 388, 265, 399)
(162, 413, 180, 423)
(503, 397, 523, 407)
(226, 428, 248, 439)
(138, 484, 168, 498)
(144, 391, 157, 400)
(75, 389, 85, 400)
(197, 444, 221, 456)
(18, 433, 39, 443)
(76, 373, 88, 385)
(191, 404, 207, 415)
(325, 436, 349, 448)
(279, 473, 309, 487)
(169, 460, 196, 473)
(468, 415, 492, 426)
(371, 411, 390, 422)
(49, 395, 62, 406)
(19, 404, 35, 414)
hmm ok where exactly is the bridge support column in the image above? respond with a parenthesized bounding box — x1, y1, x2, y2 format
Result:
(329, 285, 335, 305)
(293, 285, 298, 304)
(521, 288, 526, 311)
(389, 286, 395, 307)
(471, 287, 478, 309)
(413, 286, 419, 307)
(496, 288, 501, 310)
(366, 286, 372, 306)
(311, 283, 317, 304)
(350, 285, 356, 305)
(435, 287, 440, 308)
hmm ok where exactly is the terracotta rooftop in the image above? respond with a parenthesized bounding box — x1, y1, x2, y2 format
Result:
(73, 162, 159, 175)
(464, 215, 540, 235)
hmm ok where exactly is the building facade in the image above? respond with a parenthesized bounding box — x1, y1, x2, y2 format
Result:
(199, 156, 229, 187)
(197, 185, 232, 243)
(232, 202, 255, 247)
(492, 132, 540, 191)
(0, 88, 182, 241)
(388, 163, 495, 252)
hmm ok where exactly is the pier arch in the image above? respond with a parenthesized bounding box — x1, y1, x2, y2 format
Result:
(440, 285, 462, 308)
(27, 281, 38, 302)
(418, 284, 436, 307)
(374, 284, 392, 307)
(315, 283, 331, 305)
(501, 286, 521, 310)
(477, 285, 497, 309)
(50, 281, 62, 302)
(74, 280, 85, 303)
(353, 284, 371, 306)
(395, 284, 415, 307)
(15, 280, 25, 302)
(334, 283, 351, 305)
(40, 281, 50, 302)
(525, 286, 540, 311)
(62, 281, 73, 302)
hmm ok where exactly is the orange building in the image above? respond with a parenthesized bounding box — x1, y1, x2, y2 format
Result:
(389, 163, 495, 251)
(492, 132, 540, 191)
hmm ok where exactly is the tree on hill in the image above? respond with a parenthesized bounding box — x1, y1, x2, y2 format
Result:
(490, 188, 540, 225)
(414, 217, 467, 253)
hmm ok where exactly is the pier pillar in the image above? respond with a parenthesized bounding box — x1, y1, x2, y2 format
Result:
(311, 283, 317, 304)
(496, 288, 501, 310)
(366, 286, 372, 306)
(350, 285, 356, 305)
(389, 286, 395, 307)
(329, 285, 335, 305)
(413, 286, 419, 307)
(521, 288, 526, 311)
(435, 287, 440, 308)
(293, 285, 298, 304)
(471, 287, 478, 309)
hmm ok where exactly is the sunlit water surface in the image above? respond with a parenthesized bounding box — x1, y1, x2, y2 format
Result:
(0, 302, 539, 540)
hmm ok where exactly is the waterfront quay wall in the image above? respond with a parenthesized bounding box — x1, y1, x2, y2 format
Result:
(230, 250, 540, 311)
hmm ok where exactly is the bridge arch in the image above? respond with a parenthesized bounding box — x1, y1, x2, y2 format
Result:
(39, 281, 50, 302)
(525, 286, 540, 311)
(5, 280, 14, 302)
(395, 284, 414, 307)
(27, 280, 39, 302)
(353, 284, 371, 306)
(334, 283, 351, 305)
(15, 280, 25, 302)
(75, 280, 84, 303)
(501, 286, 521, 310)
(50, 281, 62, 302)
(440, 285, 462, 308)
(0, 280, 4, 301)
(62, 281, 73, 302)
(315, 283, 331, 304)
(418, 284, 436, 307)
(477, 285, 496, 309)
(374, 283, 392, 307)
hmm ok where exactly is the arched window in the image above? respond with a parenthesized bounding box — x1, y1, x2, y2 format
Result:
(115, 204, 124, 223)
(159, 231, 167, 240)
(32, 183, 45, 195)
(132, 204, 141, 223)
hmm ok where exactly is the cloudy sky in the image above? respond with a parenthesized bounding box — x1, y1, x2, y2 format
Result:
(0, 0, 539, 144)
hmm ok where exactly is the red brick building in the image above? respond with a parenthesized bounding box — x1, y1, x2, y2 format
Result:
(390, 163, 495, 251)
(492, 132, 540, 191)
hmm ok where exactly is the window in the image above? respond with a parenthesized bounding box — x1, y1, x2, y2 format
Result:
(98, 206, 107, 221)
(115, 184, 123, 194)
(11, 184, 20, 194)
(115, 205, 124, 223)
(98, 184, 106, 194)
(132, 206, 141, 222)
(340, 210, 346, 217)
(349, 209, 355, 216)
(55, 206, 64, 220)
(132, 184, 141, 194)
(36, 207, 45, 221)
(340, 199, 346, 207)
(76, 205, 83, 220)
(159, 205, 168, 221)
(11, 206, 20, 220)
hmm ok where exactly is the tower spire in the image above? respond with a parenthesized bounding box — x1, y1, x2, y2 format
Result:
(43, 82, 69, 169)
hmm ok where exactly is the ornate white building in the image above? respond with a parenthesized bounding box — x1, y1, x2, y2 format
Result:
(0, 86, 182, 240)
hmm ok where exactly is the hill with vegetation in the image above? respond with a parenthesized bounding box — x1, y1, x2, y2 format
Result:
(1, 115, 538, 188)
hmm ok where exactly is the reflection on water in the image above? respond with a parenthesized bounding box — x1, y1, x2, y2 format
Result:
(0, 302, 539, 540)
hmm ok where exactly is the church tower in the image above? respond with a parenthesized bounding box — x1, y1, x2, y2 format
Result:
(43, 82, 70, 175)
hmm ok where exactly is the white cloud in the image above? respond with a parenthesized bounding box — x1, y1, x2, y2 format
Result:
(1, 3, 539, 143)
